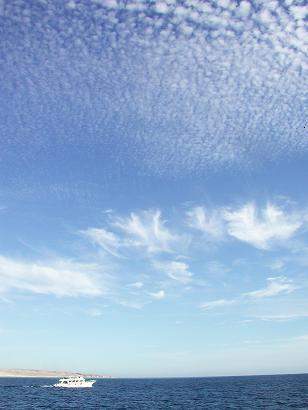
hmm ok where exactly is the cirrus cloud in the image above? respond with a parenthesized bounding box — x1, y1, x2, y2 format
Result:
(201, 276, 299, 311)
(224, 203, 303, 249)
(0, 255, 104, 297)
(243, 276, 297, 299)
(154, 260, 193, 284)
(188, 202, 305, 250)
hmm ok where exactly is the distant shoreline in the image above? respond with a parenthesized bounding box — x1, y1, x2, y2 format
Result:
(0, 369, 112, 378)
(0, 370, 307, 379)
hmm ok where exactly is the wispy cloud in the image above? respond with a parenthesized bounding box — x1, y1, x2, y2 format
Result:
(201, 276, 299, 311)
(187, 202, 304, 250)
(268, 260, 286, 271)
(224, 203, 302, 249)
(117, 300, 144, 310)
(81, 227, 122, 257)
(77, 202, 306, 307)
(0, 255, 104, 297)
(187, 207, 225, 239)
(243, 276, 297, 299)
(113, 210, 180, 254)
(5, 202, 301, 303)
(255, 313, 308, 322)
(155, 260, 193, 284)
(149, 290, 165, 300)
(82, 209, 189, 260)
(127, 281, 144, 289)
(200, 298, 237, 311)
(85, 307, 104, 317)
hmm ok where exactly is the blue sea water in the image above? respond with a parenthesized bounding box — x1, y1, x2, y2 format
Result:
(0, 374, 307, 409)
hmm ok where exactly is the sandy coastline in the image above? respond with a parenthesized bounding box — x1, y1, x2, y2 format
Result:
(0, 369, 111, 378)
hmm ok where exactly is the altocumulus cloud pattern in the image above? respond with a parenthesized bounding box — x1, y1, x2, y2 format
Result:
(0, 0, 307, 175)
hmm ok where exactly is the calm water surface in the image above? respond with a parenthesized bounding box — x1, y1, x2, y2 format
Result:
(0, 374, 307, 409)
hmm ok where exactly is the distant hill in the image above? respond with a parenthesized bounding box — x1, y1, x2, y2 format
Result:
(0, 369, 112, 378)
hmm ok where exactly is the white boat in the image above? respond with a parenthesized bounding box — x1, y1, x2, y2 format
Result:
(54, 375, 96, 388)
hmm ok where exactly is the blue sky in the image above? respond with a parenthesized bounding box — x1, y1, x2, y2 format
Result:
(0, 0, 307, 377)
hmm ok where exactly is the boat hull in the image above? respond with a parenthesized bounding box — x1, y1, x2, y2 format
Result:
(54, 381, 96, 388)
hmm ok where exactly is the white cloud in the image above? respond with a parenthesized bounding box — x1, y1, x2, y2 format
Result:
(224, 203, 302, 249)
(268, 259, 285, 271)
(258, 8, 275, 25)
(186, 202, 304, 249)
(236, 1, 251, 17)
(117, 300, 143, 309)
(200, 298, 236, 310)
(256, 313, 308, 322)
(0, 256, 104, 297)
(149, 290, 165, 300)
(2, 0, 307, 179)
(66, 1, 76, 9)
(175, 320, 184, 325)
(82, 209, 187, 257)
(200, 276, 299, 311)
(290, 5, 307, 20)
(243, 276, 297, 299)
(96, 0, 118, 9)
(266, 1, 279, 12)
(114, 209, 180, 253)
(127, 281, 144, 289)
(217, 0, 231, 9)
(155, 2, 169, 14)
(81, 227, 122, 257)
(86, 307, 103, 317)
(155, 260, 193, 284)
(187, 206, 224, 238)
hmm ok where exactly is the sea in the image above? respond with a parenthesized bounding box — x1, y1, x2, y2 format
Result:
(0, 374, 307, 409)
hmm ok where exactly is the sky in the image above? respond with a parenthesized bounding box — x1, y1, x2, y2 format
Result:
(0, 0, 307, 377)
